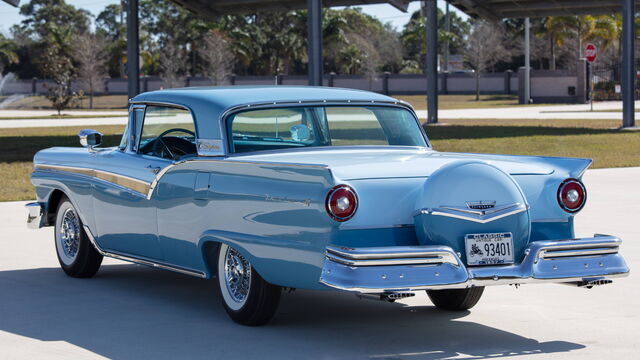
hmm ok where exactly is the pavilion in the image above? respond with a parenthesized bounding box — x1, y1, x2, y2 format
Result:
(2, 0, 637, 127)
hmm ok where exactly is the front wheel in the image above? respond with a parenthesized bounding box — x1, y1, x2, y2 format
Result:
(217, 243, 282, 326)
(54, 197, 103, 278)
(426, 287, 484, 311)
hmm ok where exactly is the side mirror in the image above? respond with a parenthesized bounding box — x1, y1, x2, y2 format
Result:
(79, 129, 103, 150)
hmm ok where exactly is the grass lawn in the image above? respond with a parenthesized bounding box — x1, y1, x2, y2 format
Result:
(3, 95, 129, 110)
(1, 119, 638, 202)
(0, 114, 126, 120)
(396, 94, 522, 110)
(3, 94, 526, 112)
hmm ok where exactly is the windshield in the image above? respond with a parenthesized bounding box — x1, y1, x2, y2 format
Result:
(227, 106, 427, 154)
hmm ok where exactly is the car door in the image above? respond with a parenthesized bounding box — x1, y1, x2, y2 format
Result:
(92, 104, 196, 260)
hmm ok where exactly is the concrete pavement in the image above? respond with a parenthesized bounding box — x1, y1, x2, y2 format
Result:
(0, 102, 638, 129)
(0, 167, 638, 359)
(417, 101, 640, 120)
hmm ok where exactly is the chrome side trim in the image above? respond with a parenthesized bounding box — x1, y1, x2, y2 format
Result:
(83, 225, 206, 278)
(338, 224, 414, 230)
(35, 164, 151, 196)
(532, 218, 569, 223)
(146, 158, 329, 200)
(419, 203, 528, 224)
(25, 202, 45, 229)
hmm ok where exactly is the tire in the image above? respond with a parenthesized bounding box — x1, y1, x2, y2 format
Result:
(54, 197, 103, 278)
(217, 243, 282, 326)
(427, 287, 484, 311)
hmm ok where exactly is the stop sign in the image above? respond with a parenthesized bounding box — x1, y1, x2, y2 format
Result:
(585, 43, 597, 63)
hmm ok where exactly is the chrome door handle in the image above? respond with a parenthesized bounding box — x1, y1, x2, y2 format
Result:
(146, 165, 161, 174)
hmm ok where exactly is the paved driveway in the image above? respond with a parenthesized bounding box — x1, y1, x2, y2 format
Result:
(0, 168, 638, 359)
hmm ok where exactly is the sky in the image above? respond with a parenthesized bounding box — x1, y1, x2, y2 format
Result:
(0, 0, 466, 35)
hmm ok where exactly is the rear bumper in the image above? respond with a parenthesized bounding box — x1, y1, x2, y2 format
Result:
(319, 235, 630, 293)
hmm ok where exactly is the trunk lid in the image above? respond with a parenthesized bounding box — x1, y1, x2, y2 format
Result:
(232, 148, 557, 180)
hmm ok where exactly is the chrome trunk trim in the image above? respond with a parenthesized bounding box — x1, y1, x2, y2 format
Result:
(83, 225, 206, 278)
(418, 203, 528, 224)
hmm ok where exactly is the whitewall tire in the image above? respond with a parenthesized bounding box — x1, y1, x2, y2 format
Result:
(217, 243, 282, 325)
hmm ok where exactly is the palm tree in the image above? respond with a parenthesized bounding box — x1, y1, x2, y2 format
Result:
(543, 15, 619, 70)
(0, 35, 19, 74)
(339, 45, 361, 74)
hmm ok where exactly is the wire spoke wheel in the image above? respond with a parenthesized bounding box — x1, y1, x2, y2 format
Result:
(57, 207, 80, 265)
(223, 247, 252, 304)
(54, 197, 103, 278)
(216, 243, 282, 325)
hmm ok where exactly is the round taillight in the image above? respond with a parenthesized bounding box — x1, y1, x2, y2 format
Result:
(557, 178, 586, 213)
(326, 185, 358, 222)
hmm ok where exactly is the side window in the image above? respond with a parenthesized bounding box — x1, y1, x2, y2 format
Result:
(137, 106, 197, 160)
(229, 108, 317, 153)
(119, 108, 145, 151)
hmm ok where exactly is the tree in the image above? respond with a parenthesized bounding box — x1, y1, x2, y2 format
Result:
(140, 0, 212, 76)
(352, 34, 380, 90)
(158, 38, 186, 88)
(198, 30, 235, 85)
(18, 0, 90, 40)
(96, 3, 127, 77)
(73, 33, 108, 109)
(40, 25, 76, 115)
(465, 20, 508, 101)
(401, 8, 470, 71)
(0, 34, 19, 75)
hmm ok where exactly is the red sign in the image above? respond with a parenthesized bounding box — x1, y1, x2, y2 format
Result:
(585, 43, 597, 63)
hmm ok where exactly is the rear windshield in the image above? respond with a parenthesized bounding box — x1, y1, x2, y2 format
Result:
(227, 106, 427, 154)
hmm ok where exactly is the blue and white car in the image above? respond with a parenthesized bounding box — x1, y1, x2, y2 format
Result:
(27, 86, 629, 325)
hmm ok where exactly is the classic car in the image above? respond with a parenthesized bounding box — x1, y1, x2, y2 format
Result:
(26, 86, 629, 325)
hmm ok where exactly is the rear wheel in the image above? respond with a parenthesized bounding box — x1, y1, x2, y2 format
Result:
(54, 197, 103, 277)
(217, 243, 282, 326)
(427, 287, 484, 311)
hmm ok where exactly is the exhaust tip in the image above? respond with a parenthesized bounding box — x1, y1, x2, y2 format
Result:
(577, 278, 613, 288)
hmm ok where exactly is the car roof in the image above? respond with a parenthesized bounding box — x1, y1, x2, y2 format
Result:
(130, 86, 410, 140)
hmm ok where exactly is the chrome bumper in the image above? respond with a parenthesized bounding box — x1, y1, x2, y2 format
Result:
(320, 235, 630, 293)
(25, 202, 45, 229)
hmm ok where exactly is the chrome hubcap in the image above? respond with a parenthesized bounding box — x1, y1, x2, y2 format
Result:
(60, 208, 80, 260)
(224, 247, 251, 303)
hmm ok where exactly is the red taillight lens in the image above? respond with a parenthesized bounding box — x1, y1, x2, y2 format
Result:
(326, 185, 358, 221)
(557, 178, 586, 213)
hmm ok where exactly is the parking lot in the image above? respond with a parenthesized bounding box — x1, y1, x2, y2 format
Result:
(1, 167, 638, 360)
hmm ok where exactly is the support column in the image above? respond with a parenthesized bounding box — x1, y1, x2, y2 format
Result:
(307, 0, 323, 86)
(443, 2, 450, 72)
(524, 17, 531, 104)
(426, 0, 438, 124)
(126, 0, 140, 98)
(622, 0, 636, 128)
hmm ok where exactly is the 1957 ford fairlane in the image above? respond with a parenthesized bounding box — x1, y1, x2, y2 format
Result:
(26, 86, 629, 325)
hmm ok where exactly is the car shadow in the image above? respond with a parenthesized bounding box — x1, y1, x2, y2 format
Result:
(0, 265, 584, 359)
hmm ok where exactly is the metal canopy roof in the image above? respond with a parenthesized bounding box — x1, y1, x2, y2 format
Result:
(170, 0, 411, 17)
(1, 0, 19, 7)
(449, 0, 640, 20)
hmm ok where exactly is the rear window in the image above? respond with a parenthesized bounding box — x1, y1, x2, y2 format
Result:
(227, 106, 426, 154)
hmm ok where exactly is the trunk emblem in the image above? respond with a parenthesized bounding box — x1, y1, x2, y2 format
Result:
(466, 201, 496, 210)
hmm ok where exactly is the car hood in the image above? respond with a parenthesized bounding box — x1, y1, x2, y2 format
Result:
(229, 148, 561, 180)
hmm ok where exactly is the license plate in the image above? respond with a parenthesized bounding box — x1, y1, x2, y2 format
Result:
(465, 232, 514, 266)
